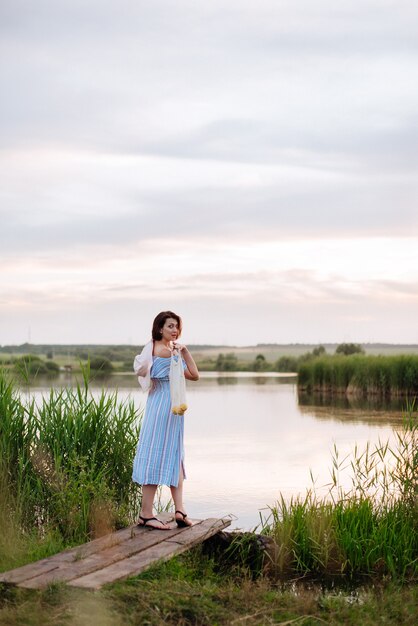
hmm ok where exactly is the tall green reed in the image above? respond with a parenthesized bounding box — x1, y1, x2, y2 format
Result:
(0, 368, 142, 546)
(261, 405, 417, 581)
(298, 354, 418, 397)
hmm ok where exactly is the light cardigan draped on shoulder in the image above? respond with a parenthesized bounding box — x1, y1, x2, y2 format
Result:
(133, 340, 153, 392)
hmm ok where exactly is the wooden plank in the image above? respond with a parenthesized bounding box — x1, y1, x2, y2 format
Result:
(0, 527, 134, 585)
(19, 519, 197, 589)
(68, 517, 231, 590)
(0, 513, 173, 586)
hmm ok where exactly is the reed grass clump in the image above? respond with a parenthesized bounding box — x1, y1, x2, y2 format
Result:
(0, 368, 142, 554)
(261, 406, 418, 581)
(298, 354, 418, 397)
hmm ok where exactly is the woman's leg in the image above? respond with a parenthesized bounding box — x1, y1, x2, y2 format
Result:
(170, 464, 193, 526)
(140, 484, 158, 517)
(139, 484, 169, 529)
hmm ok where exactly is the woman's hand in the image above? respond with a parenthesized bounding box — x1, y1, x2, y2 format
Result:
(172, 342, 187, 353)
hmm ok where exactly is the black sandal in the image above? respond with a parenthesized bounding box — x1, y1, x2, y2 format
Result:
(137, 515, 170, 530)
(175, 510, 191, 528)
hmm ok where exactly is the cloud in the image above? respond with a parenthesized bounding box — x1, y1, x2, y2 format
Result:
(143, 116, 418, 174)
(1, 1, 417, 344)
(1, 273, 417, 345)
(1, 1, 418, 165)
(2, 251, 417, 308)
(1, 146, 418, 258)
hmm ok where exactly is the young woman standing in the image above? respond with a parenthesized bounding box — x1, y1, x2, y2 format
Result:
(132, 311, 199, 530)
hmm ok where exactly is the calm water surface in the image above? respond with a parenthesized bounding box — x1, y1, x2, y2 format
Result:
(26, 373, 404, 530)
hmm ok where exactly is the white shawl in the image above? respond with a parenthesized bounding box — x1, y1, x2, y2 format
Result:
(133, 340, 153, 392)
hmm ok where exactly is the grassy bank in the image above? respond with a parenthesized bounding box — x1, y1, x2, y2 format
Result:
(298, 354, 418, 397)
(1, 552, 417, 625)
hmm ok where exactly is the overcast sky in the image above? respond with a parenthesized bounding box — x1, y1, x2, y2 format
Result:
(1, 0, 417, 346)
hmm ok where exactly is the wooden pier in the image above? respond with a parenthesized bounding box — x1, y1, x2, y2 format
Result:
(0, 514, 231, 591)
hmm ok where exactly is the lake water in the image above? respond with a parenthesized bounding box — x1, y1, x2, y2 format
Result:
(25, 372, 405, 531)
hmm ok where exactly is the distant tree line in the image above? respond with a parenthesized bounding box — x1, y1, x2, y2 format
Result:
(0, 343, 135, 361)
(212, 344, 365, 373)
(12, 355, 60, 377)
(275, 343, 364, 372)
(1, 353, 114, 380)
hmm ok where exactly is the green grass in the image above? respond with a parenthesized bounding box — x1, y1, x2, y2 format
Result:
(0, 552, 417, 625)
(298, 354, 418, 396)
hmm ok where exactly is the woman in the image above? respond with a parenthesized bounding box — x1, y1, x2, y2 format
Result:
(132, 311, 199, 530)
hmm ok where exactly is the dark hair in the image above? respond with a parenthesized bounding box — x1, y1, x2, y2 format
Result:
(151, 311, 182, 341)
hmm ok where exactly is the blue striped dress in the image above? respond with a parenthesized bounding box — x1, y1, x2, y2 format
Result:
(132, 356, 186, 487)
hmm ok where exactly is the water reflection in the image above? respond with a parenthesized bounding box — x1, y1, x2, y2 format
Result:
(214, 376, 282, 386)
(298, 391, 409, 426)
(216, 376, 238, 385)
(298, 390, 410, 412)
(194, 373, 297, 387)
(298, 405, 405, 427)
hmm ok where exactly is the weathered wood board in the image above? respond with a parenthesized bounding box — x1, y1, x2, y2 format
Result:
(0, 515, 231, 591)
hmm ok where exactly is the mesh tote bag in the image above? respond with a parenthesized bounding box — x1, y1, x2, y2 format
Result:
(169, 350, 188, 415)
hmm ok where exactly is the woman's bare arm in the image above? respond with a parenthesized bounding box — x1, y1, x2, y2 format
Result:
(174, 344, 199, 381)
